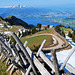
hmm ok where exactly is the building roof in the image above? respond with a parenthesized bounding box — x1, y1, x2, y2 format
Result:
(42, 25, 48, 27)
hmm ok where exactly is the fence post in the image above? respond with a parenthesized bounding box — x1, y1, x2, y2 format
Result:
(60, 47, 75, 70)
(51, 49, 60, 75)
(12, 32, 37, 75)
(36, 39, 46, 57)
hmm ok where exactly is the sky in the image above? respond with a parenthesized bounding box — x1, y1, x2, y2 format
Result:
(0, 0, 75, 8)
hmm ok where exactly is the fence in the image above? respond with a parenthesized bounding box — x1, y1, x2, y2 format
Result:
(0, 32, 75, 75)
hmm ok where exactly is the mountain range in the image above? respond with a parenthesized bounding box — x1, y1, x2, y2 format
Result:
(10, 5, 27, 9)
(0, 5, 51, 18)
(1, 5, 75, 19)
(0, 5, 75, 27)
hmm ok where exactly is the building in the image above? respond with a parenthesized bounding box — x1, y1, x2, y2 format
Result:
(36, 28, 40, 31)
(49, 25, 54, 28)
(41, 25, 49, 30)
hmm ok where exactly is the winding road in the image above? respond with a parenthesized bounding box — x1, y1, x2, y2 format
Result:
(23, 33, 65, 50)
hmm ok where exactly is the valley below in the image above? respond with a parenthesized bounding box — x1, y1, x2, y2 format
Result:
(0, 6, 75, 29)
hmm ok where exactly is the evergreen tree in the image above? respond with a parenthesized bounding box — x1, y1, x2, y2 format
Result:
(68, 32, 72, 38)
(61, 29, 65, 37)
(32, 28, 37, 34)
(55, 25, 61, 33)
(72, 36, 75, 42)
(68, 26, 70, 28)
(37, 23, 41, 29)
(28, 30, 31, 35)
(72, 30, 75, 43)
(72, 30, 75, 36)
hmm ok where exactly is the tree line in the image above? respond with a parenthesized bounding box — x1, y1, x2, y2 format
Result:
(68, 30, 75, 42)
(55, 25, 65, 37)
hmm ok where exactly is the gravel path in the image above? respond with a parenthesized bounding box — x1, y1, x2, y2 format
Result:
(23, 33, 65, 50)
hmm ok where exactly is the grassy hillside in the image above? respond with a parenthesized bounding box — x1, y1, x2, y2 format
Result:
(4, 16, 34, 29)
(0, 60, 7, 75)
(0, 26, 22, 33)
(0, 59, 22, 75)
(60, 27, 73, 33)
(21, 35, 53, 51)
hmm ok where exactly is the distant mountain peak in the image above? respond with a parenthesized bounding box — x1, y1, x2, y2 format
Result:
(11, 5, 27, 9)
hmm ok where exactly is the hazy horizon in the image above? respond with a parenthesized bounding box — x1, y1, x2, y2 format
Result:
(0, 0, 75, 8)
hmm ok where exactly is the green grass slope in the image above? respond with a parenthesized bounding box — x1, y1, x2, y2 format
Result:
(21, 35, 53, 50)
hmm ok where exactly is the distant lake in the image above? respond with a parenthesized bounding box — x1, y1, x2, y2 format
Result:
(22, 17, 60, 26)
(22, 17, 75, 30)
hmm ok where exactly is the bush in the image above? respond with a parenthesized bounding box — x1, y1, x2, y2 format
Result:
(10, 36, 16, 45)
(31, 45, 41, 52)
